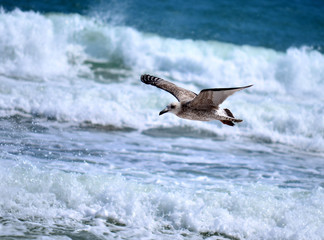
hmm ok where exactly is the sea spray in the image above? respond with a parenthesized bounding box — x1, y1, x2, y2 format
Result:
(0, 10, 323, 153)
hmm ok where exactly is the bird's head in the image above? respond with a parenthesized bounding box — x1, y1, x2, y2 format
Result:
(159, 102, 181, 116)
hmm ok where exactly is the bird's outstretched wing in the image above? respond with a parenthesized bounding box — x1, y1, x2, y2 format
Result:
(141, 74, 197, 102)
(189, 85, 253, 109)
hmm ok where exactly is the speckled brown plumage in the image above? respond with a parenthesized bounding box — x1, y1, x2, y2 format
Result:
(141, 74, 252, 126)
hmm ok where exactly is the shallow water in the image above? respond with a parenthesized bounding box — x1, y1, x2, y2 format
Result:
(0, 1, 324, 239)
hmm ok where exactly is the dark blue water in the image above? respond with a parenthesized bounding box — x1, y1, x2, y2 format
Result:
(2, 0, 324, 52)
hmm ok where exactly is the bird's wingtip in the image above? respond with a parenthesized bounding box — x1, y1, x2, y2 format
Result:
(140, 74, 160, 85)
(140, 74, 148, 83)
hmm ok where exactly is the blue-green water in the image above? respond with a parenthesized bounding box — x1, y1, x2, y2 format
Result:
(0, 1, 324, 239)
(2, 0, 324, 52)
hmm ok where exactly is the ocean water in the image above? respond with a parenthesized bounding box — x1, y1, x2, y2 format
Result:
(0, 1, 324, 239)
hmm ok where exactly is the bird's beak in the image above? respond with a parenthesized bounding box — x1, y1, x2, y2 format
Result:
(159, 107, 169, 116)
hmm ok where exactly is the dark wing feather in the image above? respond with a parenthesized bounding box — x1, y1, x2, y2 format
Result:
(189, 85, 253, 109)
(141, 74, 197, 102)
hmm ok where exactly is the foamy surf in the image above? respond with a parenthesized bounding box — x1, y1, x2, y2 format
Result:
(1, 3, 324, 240)
(1, 159, 323, 240)
(0, 9, 323, 154)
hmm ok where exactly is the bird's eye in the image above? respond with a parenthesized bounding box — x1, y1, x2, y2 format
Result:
(171, 105, 175, 109)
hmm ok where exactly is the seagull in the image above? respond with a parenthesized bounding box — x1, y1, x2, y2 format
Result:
(141, 74, 252, 126)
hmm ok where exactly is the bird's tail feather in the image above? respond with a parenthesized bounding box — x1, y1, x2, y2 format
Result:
(224, 108, 242, 122)
(221, 109, 243, 126)
(224, 108, 234, 118)
(221, 120, 235, 126)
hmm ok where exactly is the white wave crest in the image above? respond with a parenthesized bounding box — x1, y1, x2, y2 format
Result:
(0, 10, 323, 153)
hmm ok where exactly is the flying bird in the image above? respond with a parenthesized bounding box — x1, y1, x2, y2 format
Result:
(141, 74, 252, 126)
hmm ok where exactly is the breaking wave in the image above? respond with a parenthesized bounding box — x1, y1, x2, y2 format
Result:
(1, 161, 323, 239)
(0, 9, 323, 153)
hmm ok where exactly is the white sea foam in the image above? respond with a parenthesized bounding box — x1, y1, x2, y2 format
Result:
(0, 161, 323, 239)
(0, 10, 323, 153)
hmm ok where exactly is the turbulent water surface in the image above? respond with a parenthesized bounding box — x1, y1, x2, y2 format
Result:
(0, 1, 324, 239)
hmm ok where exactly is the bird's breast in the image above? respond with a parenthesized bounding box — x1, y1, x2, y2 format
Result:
(176, 107, 217, 121)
